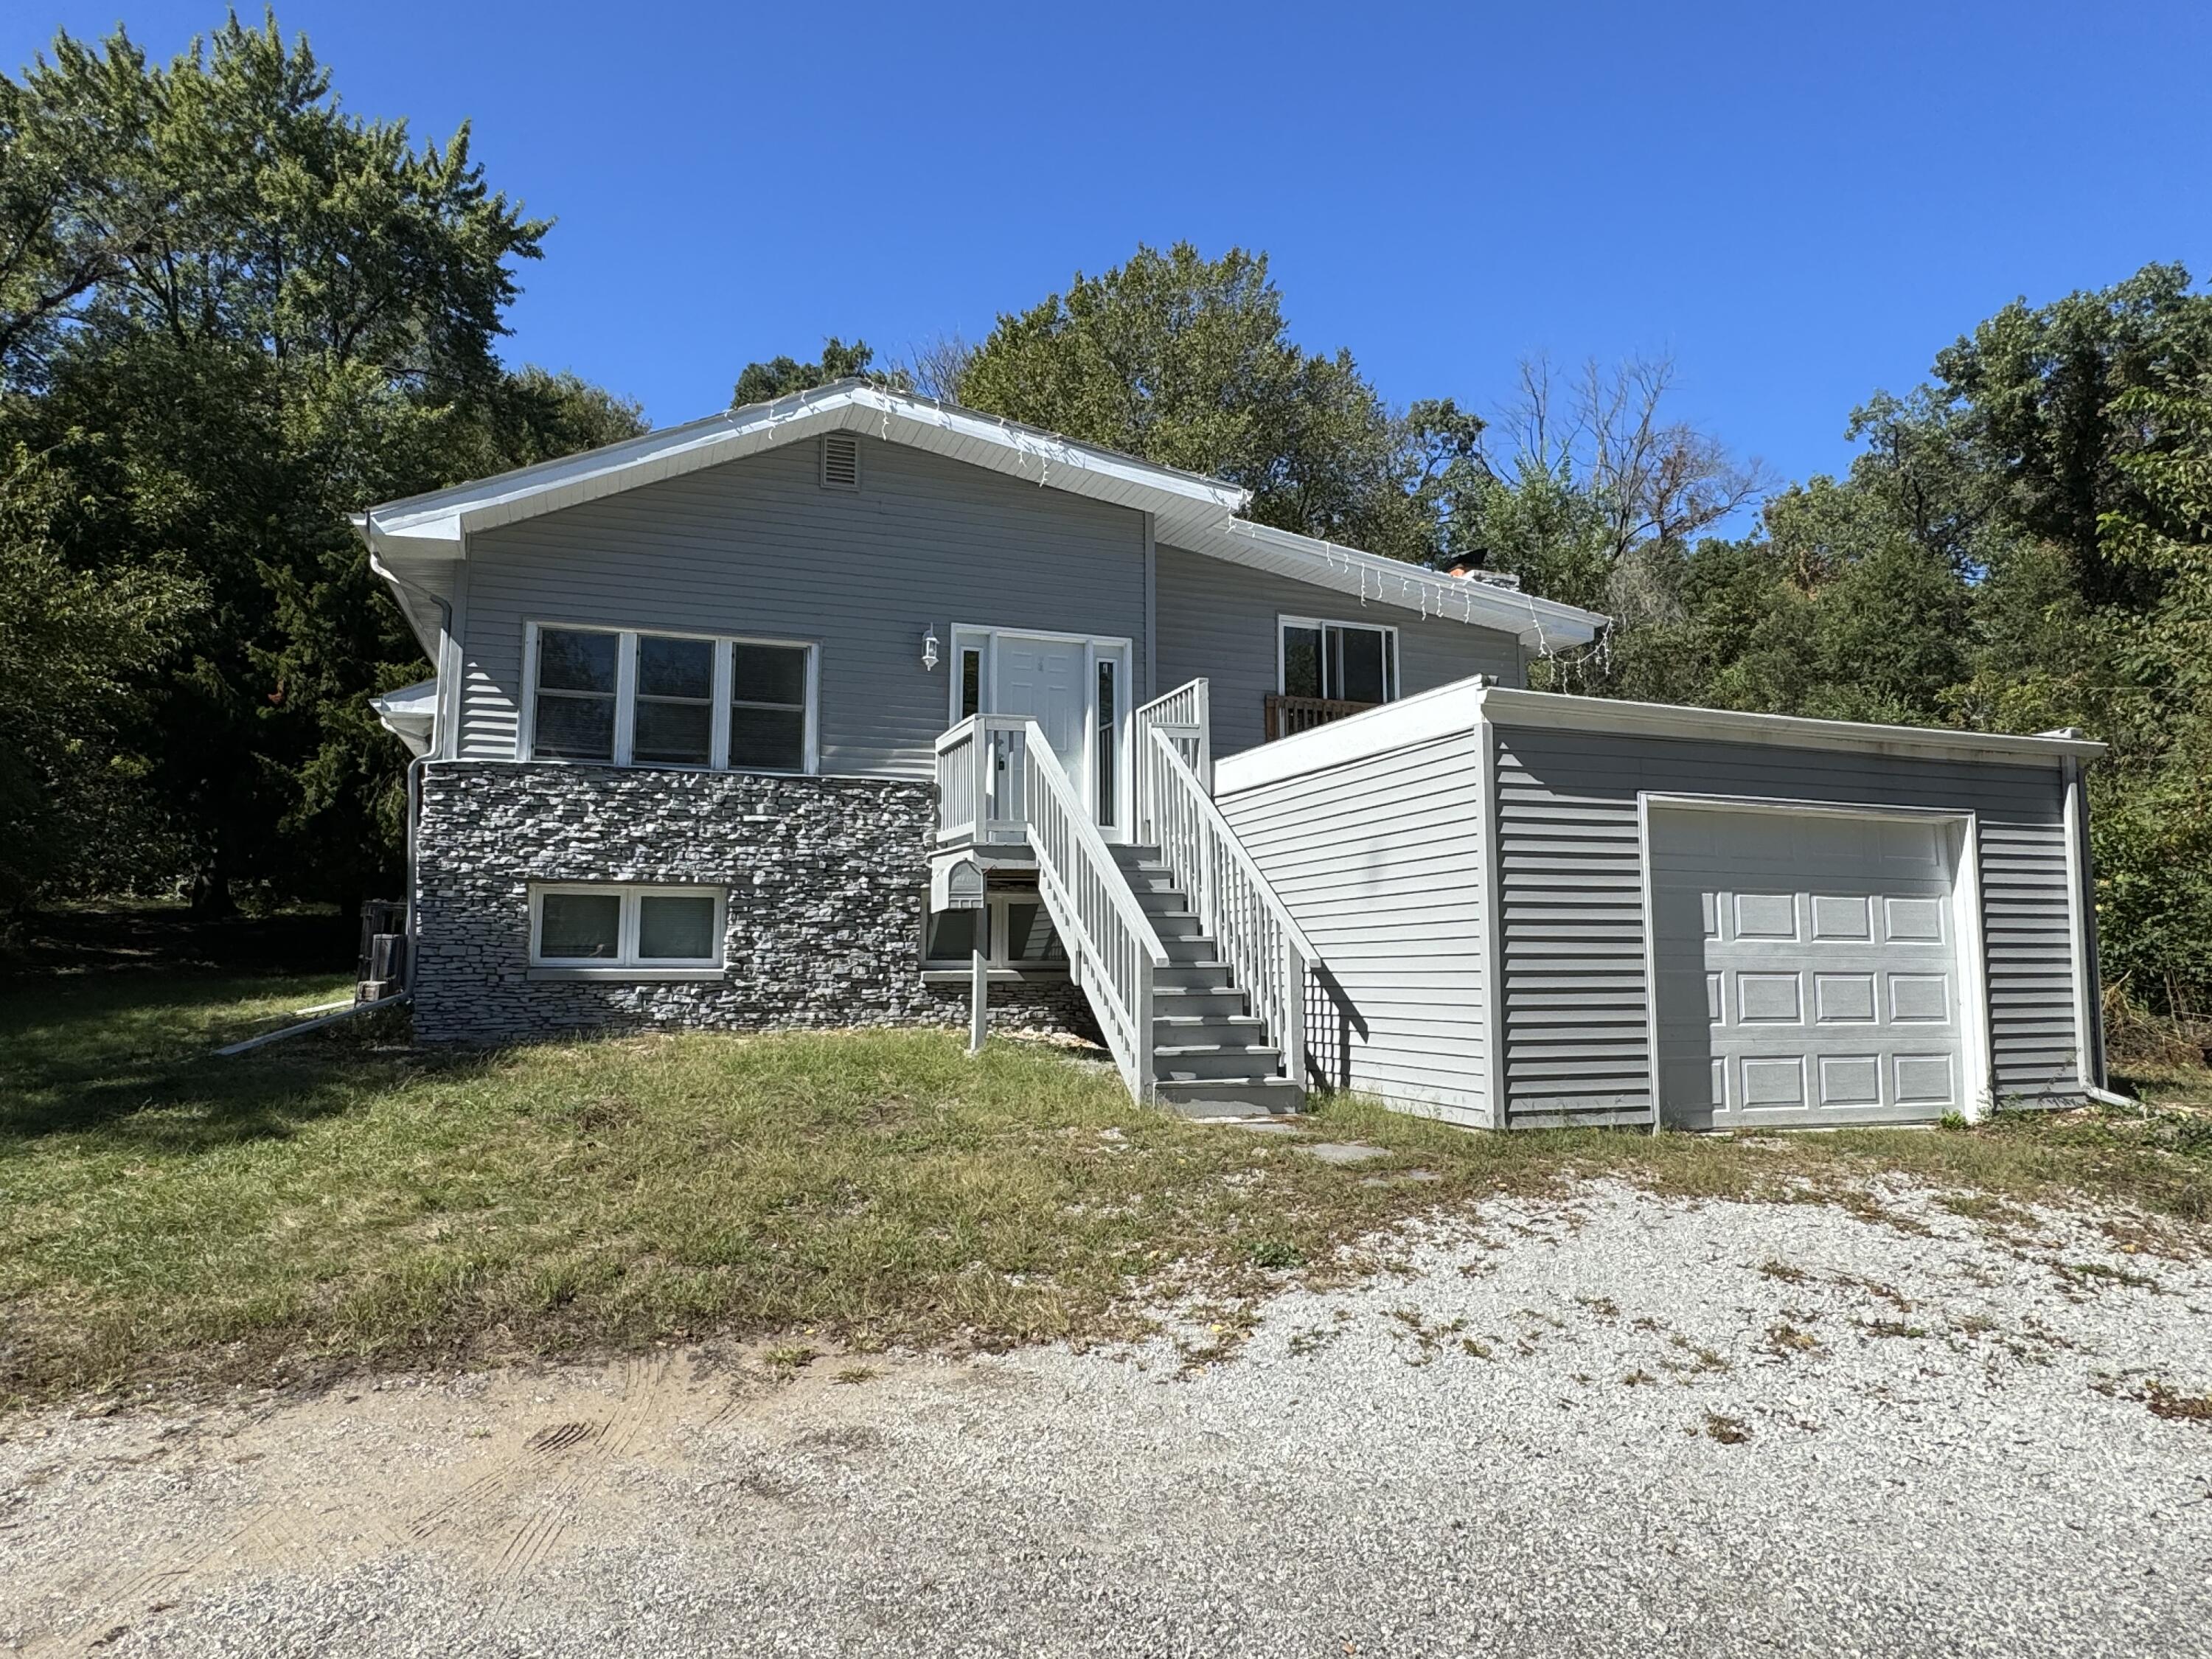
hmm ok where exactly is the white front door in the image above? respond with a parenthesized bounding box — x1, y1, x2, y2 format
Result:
(997, 634, 1088, 784)
(953, 627, 1130, 838)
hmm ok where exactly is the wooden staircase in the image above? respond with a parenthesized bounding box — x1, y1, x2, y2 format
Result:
(1111, 844, 1304, 1116)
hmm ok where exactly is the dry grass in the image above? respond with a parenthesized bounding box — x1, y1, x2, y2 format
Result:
(4, 973, 2211, 1408)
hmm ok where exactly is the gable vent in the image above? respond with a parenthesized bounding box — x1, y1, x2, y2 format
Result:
(819, 433, 861, 491)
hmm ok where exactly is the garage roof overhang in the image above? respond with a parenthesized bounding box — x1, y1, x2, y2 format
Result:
(1215, 678, 2107, 796)
(353, 380, 1607, 650)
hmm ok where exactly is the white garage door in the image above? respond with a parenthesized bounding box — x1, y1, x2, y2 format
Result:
(1650, 807, 1969, 1130)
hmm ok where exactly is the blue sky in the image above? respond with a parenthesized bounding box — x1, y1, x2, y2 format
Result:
(9, 2, 2208, 492)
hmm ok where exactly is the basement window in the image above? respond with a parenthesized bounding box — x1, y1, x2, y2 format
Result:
(922, 895, 1068, 978)
(529, 884, 726, 976)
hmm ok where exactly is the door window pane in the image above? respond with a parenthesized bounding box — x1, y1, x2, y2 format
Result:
(638, 894, 717, 961)
(1094, 659, 1116, 827)
(959, 648, 982, 720)
(538, 891, 621, 959)
(1281, 626, 1323, 698)
(728, 706, 807, 771)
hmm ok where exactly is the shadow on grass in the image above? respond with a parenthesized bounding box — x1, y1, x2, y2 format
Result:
(0, 970, 490, 1153)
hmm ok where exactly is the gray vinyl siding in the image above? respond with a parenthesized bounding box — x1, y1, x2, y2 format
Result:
(454, 436, 1147, 774)
(1217, 732, 1489, 1123)
(1491, 722, 2082, 1128)
(1155, 545, 1524, 759)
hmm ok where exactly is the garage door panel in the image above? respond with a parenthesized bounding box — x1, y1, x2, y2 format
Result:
(1731, 892, 1798, 941)
(1652, 807, 1966, 1129)
(1740, 1055, 1807, 1108)
(1814, 973, 1877, 1023)
(1817, 1054, 1883, 1107)
(1810, 894, 1873, 941)
(1893, 1053, 1955, 1106)
(1888, 974, 1951, 1023)
(1883, 895, 1947, 943)
(1736, 972, 1803, 1023)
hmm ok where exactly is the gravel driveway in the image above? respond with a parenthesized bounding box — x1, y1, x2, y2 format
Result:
(4, 1179, 2211, 1658)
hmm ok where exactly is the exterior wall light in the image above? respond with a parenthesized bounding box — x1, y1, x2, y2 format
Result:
(921, 625, 940, 671)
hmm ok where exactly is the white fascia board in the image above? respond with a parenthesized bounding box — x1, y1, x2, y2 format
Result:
(1479, 686, 2108, 767)
(1198, 520, 1607, 647)
(1214, 677, 1490, 795)
(359, 381, 1251, 552)
(369, 678, 438, 757)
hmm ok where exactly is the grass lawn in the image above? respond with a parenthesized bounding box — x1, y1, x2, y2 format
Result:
(3, 971, 2211, 1408)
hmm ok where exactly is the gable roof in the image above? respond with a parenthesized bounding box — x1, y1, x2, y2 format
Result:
(357, 379, 1606, 649)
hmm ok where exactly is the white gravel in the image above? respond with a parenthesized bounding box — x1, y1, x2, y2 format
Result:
(4, 1179, 2211, 1658)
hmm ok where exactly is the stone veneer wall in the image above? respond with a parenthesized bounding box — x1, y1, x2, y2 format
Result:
(413, 763, 1093, 1045)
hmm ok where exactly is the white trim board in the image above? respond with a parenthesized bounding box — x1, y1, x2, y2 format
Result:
(355, 380, 1605, 649)
(1216, 679, 2105, 799)
(1635, 793, 1995, 1128)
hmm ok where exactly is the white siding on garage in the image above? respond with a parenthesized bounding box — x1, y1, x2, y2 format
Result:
(453, 437, 1149, 775)
(1154, 544, 1526, 759)
(1492, 723, 2081, 1128)
(1216, 731, 1489, 1122)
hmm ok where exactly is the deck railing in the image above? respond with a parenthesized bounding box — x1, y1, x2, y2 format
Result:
(1138, 723, 1315, 1091)
(1262, 693, 1377, 742)
(1018, 719, 1169, 1100)
(1132, 678, 1210, 846)
(933, 714, 1033, 846)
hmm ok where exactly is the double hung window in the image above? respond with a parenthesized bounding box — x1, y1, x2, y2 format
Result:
(526, 625, 815, 773)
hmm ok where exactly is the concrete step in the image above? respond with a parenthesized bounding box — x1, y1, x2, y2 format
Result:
(1154, 1041, 1285, 1081)
(1154, 1077, 1307, 1119)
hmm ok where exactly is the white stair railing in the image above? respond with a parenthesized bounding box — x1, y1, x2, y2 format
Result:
(1138, 725, 1315, 1091)
(933, 714, 1032, 846)
(1132, 678, 1210, 846)
(1016, 718, 1170, 1101)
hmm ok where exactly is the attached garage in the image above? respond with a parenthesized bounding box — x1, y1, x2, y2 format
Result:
(1213, 679, 2105, 1132)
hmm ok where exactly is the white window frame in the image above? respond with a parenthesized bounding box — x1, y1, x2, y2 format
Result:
(527, 882, 728, 981)
(919, 893, 1071, 982)
(519, 621, 818, 774)
(1276, 613, 1400, 703)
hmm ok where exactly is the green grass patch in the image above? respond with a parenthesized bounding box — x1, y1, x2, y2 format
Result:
(3, 973, 2210, 1407)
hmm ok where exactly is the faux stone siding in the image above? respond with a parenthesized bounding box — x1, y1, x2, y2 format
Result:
(413, 763, 1093, 1046)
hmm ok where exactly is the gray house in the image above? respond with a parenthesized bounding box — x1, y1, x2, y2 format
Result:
(363, 379, 2107, 1127)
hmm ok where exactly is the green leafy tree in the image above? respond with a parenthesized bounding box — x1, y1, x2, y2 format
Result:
(1, 16, 638, 912)
(731, 337, 898, 407)
(959, 243, 1441, 560)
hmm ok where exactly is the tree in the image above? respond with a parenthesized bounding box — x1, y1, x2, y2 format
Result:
(1, 16, 636, 913)
(958, 243, 1441, 560)
(731, 337, 898, 407)
(0, 443, 198, 911)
